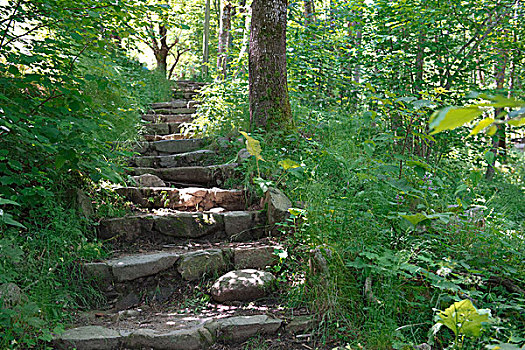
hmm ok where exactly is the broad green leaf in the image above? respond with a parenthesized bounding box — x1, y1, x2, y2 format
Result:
(508, 117, 525, 127)
(240, 131, 264, 161)
(430, 107, 484, 134)
(469, 117, 494, 136)
(279, 159, 301, 170)
(437, 299, 489, 338)
(400, 212, 437, 226)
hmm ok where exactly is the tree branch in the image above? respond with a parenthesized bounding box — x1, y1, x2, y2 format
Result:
(0, 0, 23, 49)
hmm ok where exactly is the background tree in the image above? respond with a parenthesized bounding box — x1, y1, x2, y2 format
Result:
(248, 0, 292, 130)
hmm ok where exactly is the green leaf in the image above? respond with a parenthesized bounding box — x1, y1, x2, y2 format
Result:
(240, 131, 264, 161)
(0, 198, 21, 206)
(469, 117, 494, 136)
(400, 212, 436, 227)
(279, 159, 301, 170)
(430, 107, 484, 134)
(508, 117, 525, 127)
(437, 299, 489, 338)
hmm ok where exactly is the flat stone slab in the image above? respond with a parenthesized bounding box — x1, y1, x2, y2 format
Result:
(131, 163, 237, 185)
(177, 249, 227, 281)
(55, 326, 123, 350)
(132, 173, 166, 187)
(97, 210, 265, 242)
(206, 315, 282, 343)
(147, 107, 196, 115)
(151, 100, 197, 109)
(130, 150, 216, 168)
(211, 269, 275, 302)
(143, 122, 183, 135)
(84, 243, 279, 286)
(107, 252, 180, 282)
(115, 186, 246, 211)
(143, 138, 205, 155)
(142, 114, 193, 123)
(233, 245, 281, 269)
(143, 133, 189, 142)
(125, 326, 212, 350)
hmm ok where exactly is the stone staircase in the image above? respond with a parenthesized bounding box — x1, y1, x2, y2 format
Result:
(55, 81, 314, 349)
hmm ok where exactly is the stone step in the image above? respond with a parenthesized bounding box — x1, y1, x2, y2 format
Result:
(146, 107, 196, 115)
(142, 114, 193, 123)
(115, 187, 246, 211)
(130, 150, 216, 168)
(151, 100, 199, 109)
(134, 138, 205, 156)
(55, 313, 316, 350)
(130, 163, 237, 186)
(84, 242, 280, 283)
(143, 122, 183, 135)
(143, 133, 191, 142)
(98, 211, 265, 243)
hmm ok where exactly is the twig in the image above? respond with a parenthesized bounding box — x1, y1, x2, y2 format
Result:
(0, 0, 23, 49)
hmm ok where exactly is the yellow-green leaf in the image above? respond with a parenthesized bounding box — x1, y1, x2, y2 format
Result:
(240, 131, 264, 161)
(508, 117, 525, 127)
(469, 117, 494, 136)
(430, 107, 484, 134)
(487, 125, 498, 136)
(438, 299, 489, 338)
(279, 159, 301, 170)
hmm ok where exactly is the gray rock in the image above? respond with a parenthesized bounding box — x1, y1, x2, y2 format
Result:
(237, 148, 251, 162)
(207, 315, 282, 343)
(132, 174, 166, 187)
(0, 283, 22, 307)
(75, 190, 94, 218)
(177, 250, 226, 281)
(264, 187, 292, 230)
(125, 327, 212, 350)
(83, 263, 112, 288)
(98, 216, 153, 240)
(233, 246, 279, 270)
(114, 292, 141, 311)
(210, 269, 275, 302)
(55, 326, 122, 350)
(152, 138, 203, 154)
(286, 315, 316, 334)
(153, 212, 224, 238)
(108, 252, 179, 282)
(223, 211, 253, 239)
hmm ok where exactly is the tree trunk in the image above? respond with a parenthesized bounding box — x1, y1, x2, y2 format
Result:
(155, 25, 169, 74)
(249, 0, 292, 130)
(217, 1, 232, 78)
(202, 0, 211, 76)
(303, 0, 315, 25)
(485, 49, 508, 180)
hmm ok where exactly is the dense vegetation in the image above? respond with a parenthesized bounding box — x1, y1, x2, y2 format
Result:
(1, 0, 524, 349)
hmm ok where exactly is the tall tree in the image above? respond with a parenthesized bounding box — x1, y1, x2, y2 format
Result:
(249, 0, 293, 130)
(217, 0, 233, 78)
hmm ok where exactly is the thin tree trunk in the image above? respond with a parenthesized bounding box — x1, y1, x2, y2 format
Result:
(249, 0, 292, 130)
(485, 49, 508, 180)
(202, 0, 211, 76)
(303, 0, 315, 25)
(217, 1, 232, 78)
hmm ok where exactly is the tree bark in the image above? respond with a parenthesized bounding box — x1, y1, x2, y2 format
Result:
(249, 0, 292, 130)
(303, 0, 315, 25)
(202, 0, 211, 76)
(217, 0, 232, 78)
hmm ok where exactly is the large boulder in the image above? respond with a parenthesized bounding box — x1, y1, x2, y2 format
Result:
(264, 187, 292, 232)
(210, 269, 275, 302)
